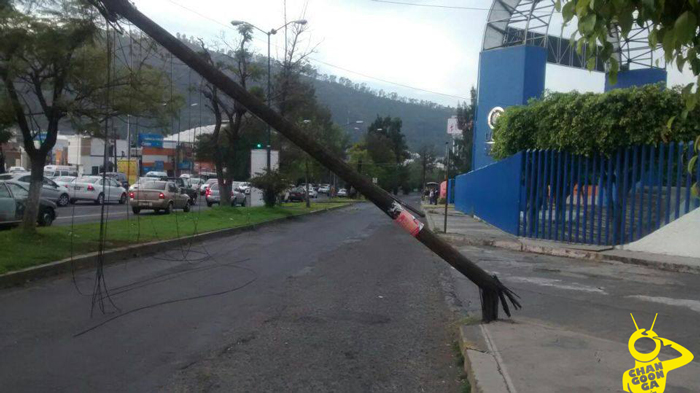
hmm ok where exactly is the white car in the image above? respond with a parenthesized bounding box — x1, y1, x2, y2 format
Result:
(145, 171, 167, 178)
(318, 184, 330, 194)
(302, 187, 318, 198)
(337, 188, 348, 197)
(69, 176, 127, 205)
(8, 166, 27, 174)
(54, 176, 76, 189)
(200, 178, 218, 195)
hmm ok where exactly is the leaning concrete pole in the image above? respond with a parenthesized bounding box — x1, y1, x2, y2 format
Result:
(95, 0, 520, 321)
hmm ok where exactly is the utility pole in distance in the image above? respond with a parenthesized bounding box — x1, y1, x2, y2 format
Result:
(444, 140, 450, 233)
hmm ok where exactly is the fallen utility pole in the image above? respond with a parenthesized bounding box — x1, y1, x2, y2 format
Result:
(93, 0, 520, 322)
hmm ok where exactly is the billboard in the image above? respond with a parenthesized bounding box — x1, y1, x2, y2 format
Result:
(138, 133, 164, 148)
(447, 117, 461, 135)
(117, 158, 139, 185)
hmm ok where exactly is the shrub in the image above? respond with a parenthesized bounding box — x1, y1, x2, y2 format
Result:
(491, 84, 700, 159)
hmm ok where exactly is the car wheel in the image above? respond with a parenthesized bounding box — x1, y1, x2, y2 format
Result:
(119, 193, 127, 204)
(164, 202, 173, 214)
(207, 201, 213, 207)
(95, 193, 104, 205)
(183, 203, 190, 213)
(58, 193, 70, 207)
(189, 196, 196, 205)
(39, 209, 54, 227)
(132, 207, 140, 214)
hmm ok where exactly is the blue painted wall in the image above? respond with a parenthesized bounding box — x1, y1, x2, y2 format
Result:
(472, 46, 547, 171)
(605, 68, 667, 91)
(454, 152, 524, 235)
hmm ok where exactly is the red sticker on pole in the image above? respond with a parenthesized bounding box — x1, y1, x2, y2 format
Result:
(394, 210, 424, 237)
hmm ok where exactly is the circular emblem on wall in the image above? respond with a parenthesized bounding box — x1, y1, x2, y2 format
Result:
(487, 106, 504, 130)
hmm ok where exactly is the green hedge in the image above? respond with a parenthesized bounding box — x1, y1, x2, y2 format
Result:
(491, 84, 700, 159)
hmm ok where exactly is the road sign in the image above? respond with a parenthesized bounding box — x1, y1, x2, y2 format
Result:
(447, 116, 461, 135)
(372, 177, 378, 184)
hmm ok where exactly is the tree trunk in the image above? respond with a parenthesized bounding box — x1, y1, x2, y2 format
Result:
(305, 158, 310, 208)
(21, 154, 46, 233)
(99, 0, 521, 322)
(0, 150, 5, 174)
(214, 154, 231, 206)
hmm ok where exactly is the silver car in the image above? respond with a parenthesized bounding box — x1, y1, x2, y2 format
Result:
(0, 173, 71, 207)
(129, 180, 191, 214)
(205, 183, 246, 207)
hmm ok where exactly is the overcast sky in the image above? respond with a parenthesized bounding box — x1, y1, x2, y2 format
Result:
(131, 0, 694, 107)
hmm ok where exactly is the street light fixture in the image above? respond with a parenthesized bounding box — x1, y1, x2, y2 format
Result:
(230, 18, 308, 173)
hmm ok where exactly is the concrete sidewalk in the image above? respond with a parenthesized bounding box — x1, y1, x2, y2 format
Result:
(422, 204, 700, 274)
(423, 203, 700, 392)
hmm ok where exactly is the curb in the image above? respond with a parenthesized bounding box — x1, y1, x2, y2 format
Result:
(458, 324, 511, 393)
(437, 232, 700, 275)
(423, 210, 700, 275)
(0, 203, 357, 289)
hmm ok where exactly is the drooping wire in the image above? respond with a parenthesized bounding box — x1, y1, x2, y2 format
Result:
(90, 17, 120, 317)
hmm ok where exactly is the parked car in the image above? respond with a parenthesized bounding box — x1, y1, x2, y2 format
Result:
(302, 186, 318, 199)
(69, 176, 127, 205)
(129, 180, 191, 214)
(318, 184, 331, 194)
(0, 180, 57, 227)
(337, 188, 348, 197)
(163, 177, 197, 204)
(237, 182, 251, 195)
(145, 171, 167, 178)
(200, 178, 218, 195)
(189, 177, 205, 190)
(205, 183, 246, 207)
(104, 172, 129, 188)
(8, 166, 27, 174)
(54, 176, 76, 189)
(44, 165, 78, 179)
(0, 173, 71, 207)
(286, 187, 306, 202)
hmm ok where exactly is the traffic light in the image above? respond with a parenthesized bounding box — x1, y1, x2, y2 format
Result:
(256, 143, 263, 148)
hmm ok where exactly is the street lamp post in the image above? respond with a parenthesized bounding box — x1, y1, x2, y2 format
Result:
(231, 19, 307, 174)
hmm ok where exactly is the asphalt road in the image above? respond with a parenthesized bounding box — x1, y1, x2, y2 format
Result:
(449, 243, 700, 359)
(54, 194, 333, 226)
(0, 200, 461, 392)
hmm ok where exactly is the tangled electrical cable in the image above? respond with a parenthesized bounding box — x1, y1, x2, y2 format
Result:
(67, 19, 257, 327)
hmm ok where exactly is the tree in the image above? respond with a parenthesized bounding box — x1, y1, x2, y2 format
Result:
(197, 27, 263, 205)
(0, 0, 175, 232)
(453, 86, 476, 173)
(362, 116, 409, 194)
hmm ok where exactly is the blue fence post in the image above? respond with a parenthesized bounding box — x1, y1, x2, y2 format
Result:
(527, 150, 537, 237)
(522, 150, 530, 235)
(605, 156, 614, 244)
(621, 148, 630, 244)
(548, 150, 556, 238)
(534, 150, 543, 238)
(582, 156, 590, 243)
(665, 143, 673, 226)
(675, 143, 684, 220)
(638, 145, 647, 240)
(656, 143, 665, 230)
(597, 156, 606, 245)
(542, 150, 551, 238)
(685, 142, 693, 214)
(591, 154, 599, 243)
(567, 154, 575, 242)
(554, 151, 566, 240)
(645, 146, 654, 236)
(575, 155, 583, 243)
(629, 146, 639, 242)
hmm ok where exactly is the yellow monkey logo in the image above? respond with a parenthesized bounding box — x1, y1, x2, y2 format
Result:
(623, 314, 694, 393)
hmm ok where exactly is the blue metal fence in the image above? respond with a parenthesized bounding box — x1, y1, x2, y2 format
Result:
(455, 152, 524, 234)
(520, 142, 699, 245)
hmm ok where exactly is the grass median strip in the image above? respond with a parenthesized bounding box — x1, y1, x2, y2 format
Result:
(0, 202, 349, 275)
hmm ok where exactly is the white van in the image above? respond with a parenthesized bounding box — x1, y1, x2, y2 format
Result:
(44, 165, 78, 179)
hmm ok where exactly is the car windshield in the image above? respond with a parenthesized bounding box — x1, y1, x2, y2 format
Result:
(0, 174, 14, 180)
(56, 176, 75, 182)
(44, 171, 56, 178)
(210, 183, 219, 191)
(141, 181, 166, 190)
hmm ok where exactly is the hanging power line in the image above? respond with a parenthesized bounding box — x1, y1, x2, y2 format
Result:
(371, 0, 491, 11)
(165, 0, 466, 101)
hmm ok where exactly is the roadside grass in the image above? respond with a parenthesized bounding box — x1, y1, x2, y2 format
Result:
(0, 202, 348, 275)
